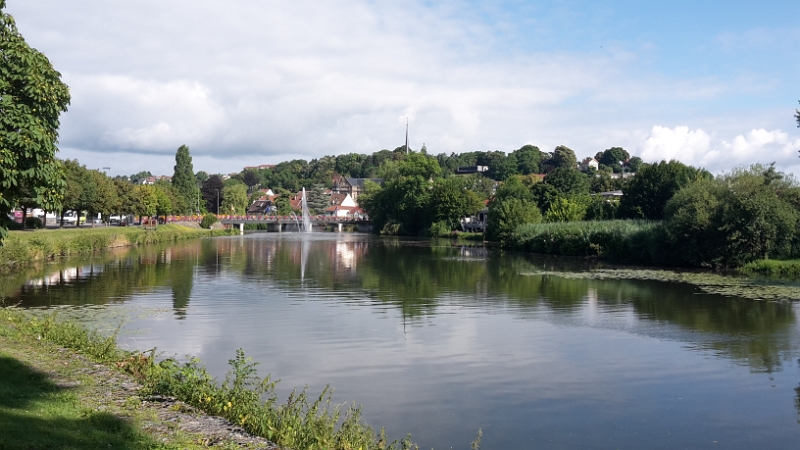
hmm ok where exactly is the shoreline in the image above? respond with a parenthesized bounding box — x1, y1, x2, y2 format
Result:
(0, 225, 236, 272)
(0, 311, 277, 449)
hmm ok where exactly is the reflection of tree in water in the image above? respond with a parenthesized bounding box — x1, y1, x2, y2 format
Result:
(795, 383, 800, 415)
(169, 253, 194, 319)
(13, 236, 798, 374)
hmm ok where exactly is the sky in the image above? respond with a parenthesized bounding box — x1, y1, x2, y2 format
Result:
(8, 0, 800, 177)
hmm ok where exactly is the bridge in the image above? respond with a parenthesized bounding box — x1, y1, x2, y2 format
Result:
(217, 215, 370, 234)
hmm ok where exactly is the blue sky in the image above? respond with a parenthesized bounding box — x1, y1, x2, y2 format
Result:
(8, 0, 800, 176)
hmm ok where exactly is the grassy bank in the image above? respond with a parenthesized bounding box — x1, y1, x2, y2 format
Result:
(0, 225, 235, 271)
(0, 310, 475, 450)
(510, 220, 665, 265)
(0, 310, 271, 450)
(739, 259, 800, 277)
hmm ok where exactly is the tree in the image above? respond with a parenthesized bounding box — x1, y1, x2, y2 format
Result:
(427, 177, 484, 230)
(598, 147, 630, 167)
(0, 1, 70, 241)
(60, 159, 85, 227)
(243, 169, 259, 189)
(76, 169, 118, 226)
(545, 196, 588, 222)
(796, 100, 799, 128)
(512, 145, 543, 175)
(195, 170, 209, 187)
(112, 178, 134, 223)
(131, 185, 158, 221)
(201, 175, 224, 213)
(129, 171, 152, 184)
(620, 160, 710, 220)
(543, 167, 589, 196)
(486, 177, 541, 243)
(548, 145, 578, 170)
(171, 145, 199, 214)
(306, 183, 329, 215)
(221, 183, 248, 215)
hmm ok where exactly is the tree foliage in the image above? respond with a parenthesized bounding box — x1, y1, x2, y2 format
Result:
(171, 145, 199, 213)
(548, 145, 578, 170)
(0, 2, 70, 241)
(620, 160, 709, 220)
(486, 177, 542, 243)
(201, 175, 224, 214)
(221, 183, 249, 215)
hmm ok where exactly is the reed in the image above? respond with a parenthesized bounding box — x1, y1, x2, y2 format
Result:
(511, 220, 667, 264)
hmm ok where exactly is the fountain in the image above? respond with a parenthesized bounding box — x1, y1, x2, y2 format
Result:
(300, 187, 312, 233)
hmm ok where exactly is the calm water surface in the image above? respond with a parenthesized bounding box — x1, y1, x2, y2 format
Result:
(7, 233, 800, 449)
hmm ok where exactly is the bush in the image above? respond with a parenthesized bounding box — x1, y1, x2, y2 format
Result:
(428, 220, 451, 237)
(511, 220, 666, 264)
(486, 197, 541, 244)
(24, 217, 43, 229)
(200, 213, 218, 229)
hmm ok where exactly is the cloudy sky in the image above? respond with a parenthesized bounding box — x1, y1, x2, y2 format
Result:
(9, 0, 800, 177)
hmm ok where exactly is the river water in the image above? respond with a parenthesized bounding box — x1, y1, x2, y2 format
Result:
(6, 233, 800, 449)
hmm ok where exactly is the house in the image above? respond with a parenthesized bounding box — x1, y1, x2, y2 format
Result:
(579, 157, 599, 172)
(243, 164, 276, 171)
(455, 165, 489, 175)
(332, 177, 383, 201)
(330, 193, 356, 208)
(247, 198, 274, 214)
(141, 175, 172, 185)
(593, 190, 624, 200)
(326, 204, 367, 219)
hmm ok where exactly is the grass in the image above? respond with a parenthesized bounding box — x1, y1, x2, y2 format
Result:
(0, 309, 481, 450)
(511, 220, 665, 264)
(0, 225, 235, 271)
(739, 259, 800, 277)
(0, 311, 240, 450)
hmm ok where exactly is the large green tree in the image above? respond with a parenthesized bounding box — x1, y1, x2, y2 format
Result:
(548, 145, 578, 170)
(171, 145, 199, 213)
(620, 160, 709, 220)
(221, 183, 249, 215)
(0, 1, 70, 241)
(201, 175, 224, 214)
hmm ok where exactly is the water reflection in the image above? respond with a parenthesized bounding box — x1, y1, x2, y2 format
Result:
(6, 233, 800, 448)
(6, 233, 799, 375)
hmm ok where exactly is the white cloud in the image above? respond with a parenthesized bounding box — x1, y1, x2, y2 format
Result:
(8, 0, 800, 176)
(636, 126, 800, 173)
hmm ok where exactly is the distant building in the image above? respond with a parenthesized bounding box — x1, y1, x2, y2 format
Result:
(243, 164, 276, 171)
(333, 177, 383, 201)
(579, 157, 599, 172)
(455, 165, 489, 175)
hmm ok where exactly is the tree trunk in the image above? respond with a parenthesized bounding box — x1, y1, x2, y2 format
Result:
(59, 210, 65, 228)
(21, 206, 27, 230)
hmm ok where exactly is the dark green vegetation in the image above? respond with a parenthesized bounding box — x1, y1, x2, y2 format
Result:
(0, 309, 486, 450)
(0, 0, 71, 241)
(171, 145, 201, 214)
(0, 224, 234, 270)
(502, 163, 800, 268)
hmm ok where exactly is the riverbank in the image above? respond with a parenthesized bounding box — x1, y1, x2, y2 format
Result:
(0, 310, 436, 450)
(0, 310, 277, 449)
(0, 225, 236, 271)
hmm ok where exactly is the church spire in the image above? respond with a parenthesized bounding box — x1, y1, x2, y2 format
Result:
(405, 118, 409, 154)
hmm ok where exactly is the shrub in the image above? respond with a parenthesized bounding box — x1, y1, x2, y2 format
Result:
(200, 213, 218, 229)
(511, 220, 665, 264)
(24, 217, 43, 229)
(428, 220, 451, 237)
